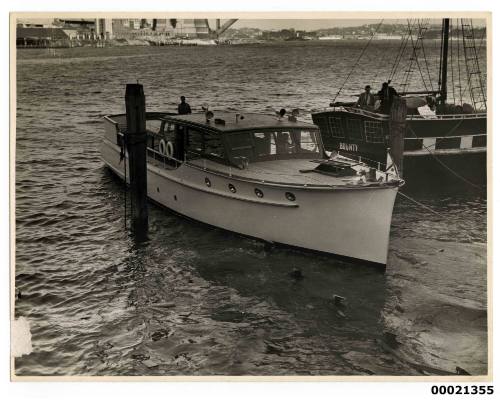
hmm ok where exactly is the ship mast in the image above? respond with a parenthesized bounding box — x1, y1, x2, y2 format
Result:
(439, 18, 450, 105)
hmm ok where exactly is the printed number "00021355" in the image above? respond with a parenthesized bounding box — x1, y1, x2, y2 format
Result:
(431, 385, 493, 395)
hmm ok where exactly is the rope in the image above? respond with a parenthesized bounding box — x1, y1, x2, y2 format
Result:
(397, 191, 445, 217)
(418, 20, 434, 92)
(388, 28, 407, 81)
(411, 33, 429, 92)
(450, 19, 456, 104)
(402, 20, 428, 92)
(331, 19, 384, 103)
(389, 19, 416, 83)
(470, 22, 487, 108)
(456, 19, 463, 105)
(406, 125, 486, 192)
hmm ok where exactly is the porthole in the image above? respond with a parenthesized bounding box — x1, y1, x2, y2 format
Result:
(228, 184, 236, 193)
(285, 192, 296, 202)
(254, 188, 264, 198)
(205, 177, 211, 187)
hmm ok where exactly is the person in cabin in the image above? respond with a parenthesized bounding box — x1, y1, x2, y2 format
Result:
(377, 82, 398, 114)
(178, 96, 192, 115)
(355, 85, 375, 110)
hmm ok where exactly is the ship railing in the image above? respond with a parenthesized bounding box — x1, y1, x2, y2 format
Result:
(319, 106, 390, 121)
(318, 106, 486, 121)
(406, 112, 486, 120)
(341, 106, 390, 120)
(146, 146, 183, 169)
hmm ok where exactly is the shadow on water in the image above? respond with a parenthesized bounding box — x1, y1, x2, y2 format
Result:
(98, 164, 400, 374)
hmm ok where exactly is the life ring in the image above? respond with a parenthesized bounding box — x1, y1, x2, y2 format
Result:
(159, 139, 166, 155)
(166, 141, 174, 158)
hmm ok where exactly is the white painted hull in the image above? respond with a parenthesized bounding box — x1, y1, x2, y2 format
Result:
(101, 139, 398, 265)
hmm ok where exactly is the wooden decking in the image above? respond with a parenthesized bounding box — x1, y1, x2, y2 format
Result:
(189, 158, 364, 187)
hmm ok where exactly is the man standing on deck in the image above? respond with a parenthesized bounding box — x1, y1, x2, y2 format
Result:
(377, 82, 398, 114)
(355, 85, 375, 110)
(178, 96, 192, 115)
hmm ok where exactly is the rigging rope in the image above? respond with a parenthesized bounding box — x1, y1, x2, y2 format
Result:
(401, 19, 430, 92)
(406, 125, 486, 192)
(388, 25, 408, 81)
(331, 19, 384, 103)
(461, 20, 476, 110)
(450, 19, 456, 104)
(408, 29, 429, 92)
(389, 19, 417, 85)
(456, 19, 463, 105)
(418, 19, 435, 92)
(470, 22, 487, 107)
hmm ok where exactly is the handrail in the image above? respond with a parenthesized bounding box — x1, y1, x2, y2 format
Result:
(147, 146, 184, 165)
(315, 106, 486, 121)
(342, 106, 390, 119)
(319, 106, 390, 121)
(406, 112, 486, 120)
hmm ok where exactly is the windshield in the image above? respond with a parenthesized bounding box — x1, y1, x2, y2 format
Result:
(226, 128, 321, 165)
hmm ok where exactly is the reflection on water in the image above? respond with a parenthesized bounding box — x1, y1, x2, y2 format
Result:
(15, 43, 487, 376)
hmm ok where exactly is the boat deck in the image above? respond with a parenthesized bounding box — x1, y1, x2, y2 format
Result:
(188, 158, 382, 187)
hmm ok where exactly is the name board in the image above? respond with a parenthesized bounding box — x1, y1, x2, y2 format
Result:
(339, 142, 358, 152)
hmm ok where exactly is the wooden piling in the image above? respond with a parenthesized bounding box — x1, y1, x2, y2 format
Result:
(389, 97, 407, 177)
(125, 84, 148, 240)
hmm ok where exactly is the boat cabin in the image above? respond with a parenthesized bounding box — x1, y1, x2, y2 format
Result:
(146, 112, 324, 169)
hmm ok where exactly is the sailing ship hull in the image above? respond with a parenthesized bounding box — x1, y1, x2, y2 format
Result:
(312, 108, 487, 185)
(101, 131, 398, 266)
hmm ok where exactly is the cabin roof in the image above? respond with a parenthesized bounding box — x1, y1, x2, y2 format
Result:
(162, 112, 318, 133)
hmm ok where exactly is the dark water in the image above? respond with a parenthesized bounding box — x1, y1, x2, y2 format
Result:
(15, 42, 487, 376)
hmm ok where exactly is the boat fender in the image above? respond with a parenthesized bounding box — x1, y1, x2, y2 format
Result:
(159, 139, 167, 155)
(166, 141, 174, 158)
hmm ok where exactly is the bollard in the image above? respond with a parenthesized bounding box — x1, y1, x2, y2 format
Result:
(389, 97, 407, 177)
(125, 84, 148, 241)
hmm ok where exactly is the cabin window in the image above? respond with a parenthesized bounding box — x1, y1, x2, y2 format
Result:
(328, 117, 344, 138)
(164, 122, 174, 136)
(274, 131, 295, 154)
(226, 132, 254, 165)
(346, 119, 363, 140)
(253, 132, 276, 156)
(186, 128, 204, 159)
(364, 121, 385, 143)
(203, 131, 225, 159)
(227, 128, 321, 165)
(295, 131, 319, 153)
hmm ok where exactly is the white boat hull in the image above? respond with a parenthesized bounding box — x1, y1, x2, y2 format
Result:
(101, 139, 398, 266)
